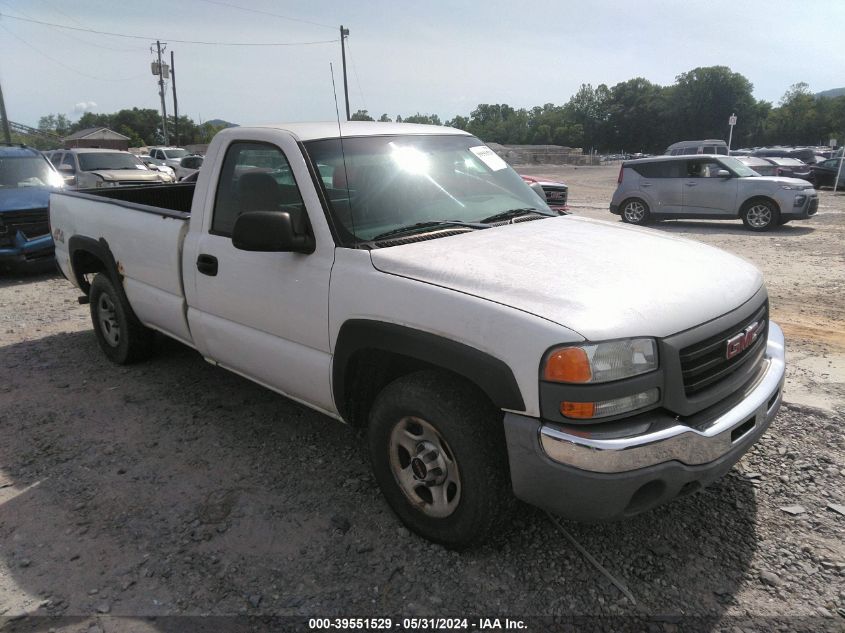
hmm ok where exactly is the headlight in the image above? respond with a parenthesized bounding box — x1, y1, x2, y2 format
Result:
(780, 184, 803, 190)
(543, 338, 657, 383)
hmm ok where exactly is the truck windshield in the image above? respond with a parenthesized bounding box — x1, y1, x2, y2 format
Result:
(0, 156, 63, 189)
(164, 149, 188, 159)
(303, 135, 553, 245)
(78, 153, 147, 171)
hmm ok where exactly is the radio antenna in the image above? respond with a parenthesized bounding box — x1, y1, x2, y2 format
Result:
(330, 63, 356, 247)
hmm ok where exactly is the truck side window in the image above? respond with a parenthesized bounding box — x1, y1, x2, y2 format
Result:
(211, 141, 306, 237)
(61, 153, 76, 172)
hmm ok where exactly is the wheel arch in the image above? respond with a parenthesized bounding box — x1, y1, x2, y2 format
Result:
(739, 195, 781, 215)
(332, 320, 525, 427)
(67, 235, 121, 295)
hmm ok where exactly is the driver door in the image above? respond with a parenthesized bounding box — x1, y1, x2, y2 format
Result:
(184, 131, 336, 414)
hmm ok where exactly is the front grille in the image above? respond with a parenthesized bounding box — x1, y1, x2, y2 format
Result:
(0, 209, 50, 240)
(808, 197, 819, 216)
(679, 303, 768, 396)
(544, 187, 568, 206)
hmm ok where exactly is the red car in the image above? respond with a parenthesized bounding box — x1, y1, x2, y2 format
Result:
(520, 175, 569, 213)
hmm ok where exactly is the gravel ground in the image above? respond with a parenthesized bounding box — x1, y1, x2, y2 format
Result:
(0, 166, 843, 632)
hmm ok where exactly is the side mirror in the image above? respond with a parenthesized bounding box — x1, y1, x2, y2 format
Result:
(232, 211, 315, 254)
(58, 164, 74, 173)
(716, 169, 732, 178)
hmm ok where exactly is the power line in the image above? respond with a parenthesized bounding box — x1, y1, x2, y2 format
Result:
(3, 0, 145, 52)
(191, 0, 336, 30)
(0, 24, 149, 82)
(0, 12, 339, 46)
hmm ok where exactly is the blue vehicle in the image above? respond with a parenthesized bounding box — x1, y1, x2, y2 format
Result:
(0, 144, 64, 271)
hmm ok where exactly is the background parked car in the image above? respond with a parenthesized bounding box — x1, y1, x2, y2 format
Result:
(148, 146, 191, 169)
(665, 139, 728, 155)
(736, 156, 778, 176)
(174, 155, 204, 181)
(0, 144, 64, 270)
(752, 147, 821, 164)
(138, 155, 176, 182)
(49, 149, 169, 189)
(610, 154, 818, 231)
(759, 157, 812, 181)
(808, 157, 845, 188)
(520, 175, 569, 213)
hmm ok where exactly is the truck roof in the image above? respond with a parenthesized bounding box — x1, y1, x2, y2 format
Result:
(238, 121, 472, 142)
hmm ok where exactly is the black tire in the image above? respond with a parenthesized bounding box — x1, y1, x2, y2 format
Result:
(620, 198, 651, 225)
(740, 199, 779, 231)
(89, 273, 155, 364)
(778, 218, 791, 225)
(367, 370, 511, 549)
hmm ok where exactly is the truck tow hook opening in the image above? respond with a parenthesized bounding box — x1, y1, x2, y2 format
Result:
(77, 295, 90, 305)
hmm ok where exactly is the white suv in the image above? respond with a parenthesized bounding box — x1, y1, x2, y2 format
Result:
(148, 146, 190, 169)
(610, 155, 818, 231)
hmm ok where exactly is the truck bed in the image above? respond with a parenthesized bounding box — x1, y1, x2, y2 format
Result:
(72, 182, 195, 217)
(50, 185, 193, 345)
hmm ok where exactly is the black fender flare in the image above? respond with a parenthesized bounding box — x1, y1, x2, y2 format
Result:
(332, 319, 525, 420)
(67, 235, 121, 294)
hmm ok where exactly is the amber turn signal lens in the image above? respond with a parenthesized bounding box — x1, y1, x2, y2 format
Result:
(560, 401, 596, 419)
(543, 347, 592, 383)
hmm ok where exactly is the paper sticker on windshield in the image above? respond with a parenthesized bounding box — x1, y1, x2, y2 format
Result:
(469, 146, 507, 171)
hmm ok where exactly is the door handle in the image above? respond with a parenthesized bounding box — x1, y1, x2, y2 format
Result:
(685, 182, 698, 187)
(197, 254, 218, 276)
(641, 182, 652, 187)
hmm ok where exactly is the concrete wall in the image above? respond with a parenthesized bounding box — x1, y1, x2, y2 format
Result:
(487, 142, 598, 166)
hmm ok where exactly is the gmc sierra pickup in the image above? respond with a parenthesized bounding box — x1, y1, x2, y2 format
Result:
(50, 122, 785, 548)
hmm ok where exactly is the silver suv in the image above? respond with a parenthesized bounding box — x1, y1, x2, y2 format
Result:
(610, 155, 818, 231)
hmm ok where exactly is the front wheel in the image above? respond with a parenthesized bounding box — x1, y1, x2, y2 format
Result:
(367, 371, 511, 549)
(620, 198, 651, 225)
(741, 200, 779, 231)
(89, 273, 155, 364)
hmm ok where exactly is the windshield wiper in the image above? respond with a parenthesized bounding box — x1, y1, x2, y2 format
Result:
(371, 220, 491, 242)
(480, 207, 548, 224)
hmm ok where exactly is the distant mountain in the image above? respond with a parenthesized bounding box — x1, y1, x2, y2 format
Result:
(205, 118, 238, 127)
(816, 88, 845, 99)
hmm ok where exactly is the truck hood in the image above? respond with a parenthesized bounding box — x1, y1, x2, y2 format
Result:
(91, 170, 162, 182)
(370, 216, 763, 340)
(0, 186, 53, 212)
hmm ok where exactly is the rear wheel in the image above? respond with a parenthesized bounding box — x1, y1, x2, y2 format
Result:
(620, 198, 650, 225)
(89, 273, 155, 364)
(741, 199, 779, 231)
(367, 371, 511, 549)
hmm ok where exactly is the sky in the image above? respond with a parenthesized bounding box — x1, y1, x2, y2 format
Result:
(1, 0, 844, 129)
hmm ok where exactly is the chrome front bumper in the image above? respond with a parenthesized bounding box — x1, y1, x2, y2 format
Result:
(539, 322, 785, 474)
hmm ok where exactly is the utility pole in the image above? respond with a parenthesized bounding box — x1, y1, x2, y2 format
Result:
(0, 75, 11, 144)
(171, 50, 179, 146)
(339, 25, 350, 120)
(155, 40, 169, 145)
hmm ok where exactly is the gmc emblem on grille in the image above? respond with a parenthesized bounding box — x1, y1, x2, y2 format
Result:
(726, 320, 765, 360)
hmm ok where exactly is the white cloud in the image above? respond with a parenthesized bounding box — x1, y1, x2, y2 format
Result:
(73, 101, 98, 113)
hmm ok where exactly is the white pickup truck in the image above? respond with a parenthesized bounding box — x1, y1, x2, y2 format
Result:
(50, 122, 785, 548)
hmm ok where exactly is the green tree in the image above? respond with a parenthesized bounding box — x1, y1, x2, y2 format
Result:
(402, 113, 442, 125)
(604, 78, 666, 153)
(565, 84, 610, 149)
(38, 113, 72, 137)
(378, 113, 392, 122)
(668, 66, 757, 145)
(350, 109, 374, 121)
(445, 115, 469, 131)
